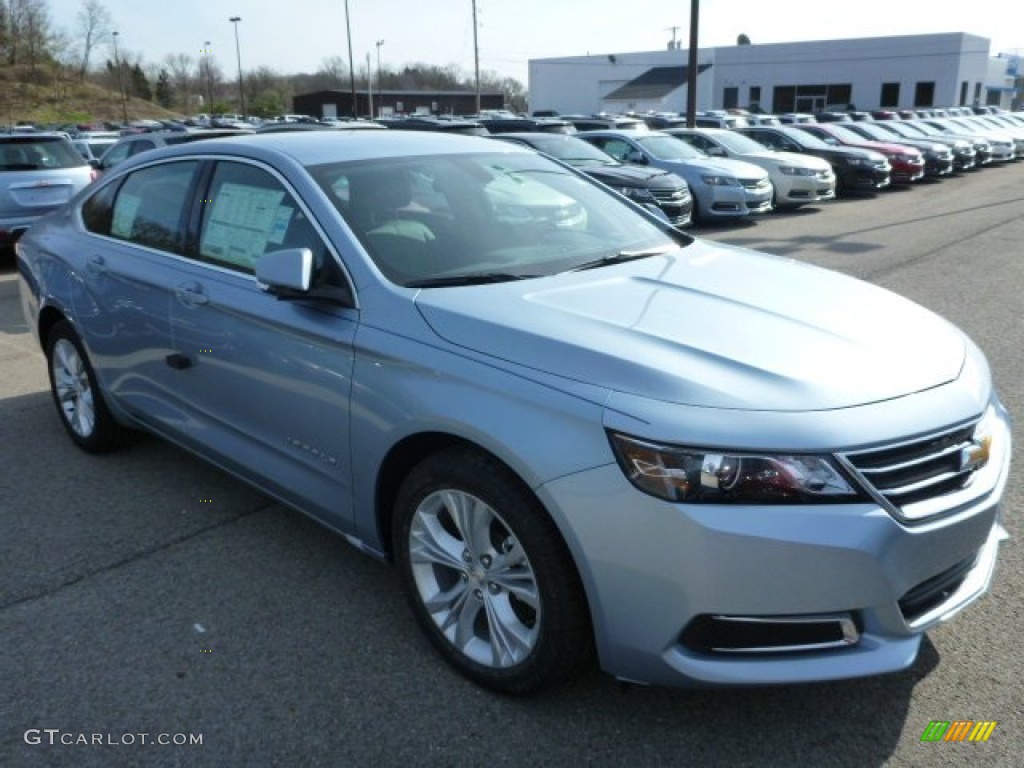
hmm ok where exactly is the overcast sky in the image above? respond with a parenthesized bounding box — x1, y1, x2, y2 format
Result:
(84, 0, 1024, 84)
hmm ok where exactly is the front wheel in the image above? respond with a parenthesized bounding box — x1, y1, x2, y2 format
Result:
(45, 320, 127, 452)
(393, 447, 593, 694)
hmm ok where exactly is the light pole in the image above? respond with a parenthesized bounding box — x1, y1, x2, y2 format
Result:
(203, 41, 214, 114)
(229, 16, 246, 118)
(112, 31, 128, 124)
(375, 39, 384, 117)
(343, 0, 356, 117)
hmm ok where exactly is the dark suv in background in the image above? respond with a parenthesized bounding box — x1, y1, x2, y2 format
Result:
(496, 132, 693, 229)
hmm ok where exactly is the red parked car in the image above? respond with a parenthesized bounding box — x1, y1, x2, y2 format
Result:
(794, 122, 926, 184)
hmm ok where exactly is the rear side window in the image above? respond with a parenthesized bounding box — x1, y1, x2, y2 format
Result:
(0, 137, 85, 171)
(108, 161, 199, 253)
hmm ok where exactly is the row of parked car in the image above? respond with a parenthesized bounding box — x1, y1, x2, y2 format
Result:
(2, 106, 1022, 249)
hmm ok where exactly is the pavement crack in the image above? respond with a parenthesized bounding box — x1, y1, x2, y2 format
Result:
(0, 501, 277, 612)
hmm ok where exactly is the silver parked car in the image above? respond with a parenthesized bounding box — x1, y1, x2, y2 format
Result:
(18, 131, 1011, 694)
(578, 129, 773, 223)
(1, 133, 93, 248)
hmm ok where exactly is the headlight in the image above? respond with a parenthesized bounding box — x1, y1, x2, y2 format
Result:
(609, 432, 864, 504)
(778, 166, 816, 176)
(618, 186, 655, 202)
(701, 175, 740, 186)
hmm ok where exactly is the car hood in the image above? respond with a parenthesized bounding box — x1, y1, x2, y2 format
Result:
(414, 239, 965, 412)
(579, 163, 680, 189)
(742, 150, 829, 170)
(681, 156, 767, 179)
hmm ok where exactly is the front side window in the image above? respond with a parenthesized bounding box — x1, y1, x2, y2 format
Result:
(198, 161, 335, 281)
(108, 161, 199, 253)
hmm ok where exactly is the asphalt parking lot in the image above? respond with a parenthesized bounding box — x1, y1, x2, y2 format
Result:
(1, 163, 1022, 767)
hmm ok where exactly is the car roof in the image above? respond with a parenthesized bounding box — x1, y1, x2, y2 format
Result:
(110, 130, 533, 169)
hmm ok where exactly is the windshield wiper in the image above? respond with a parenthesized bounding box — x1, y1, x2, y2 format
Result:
(568, 246, 678, 272)
(406, 272, 538, 288)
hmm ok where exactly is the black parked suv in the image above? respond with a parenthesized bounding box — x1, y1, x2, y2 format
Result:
(736, 125, 891, 195)
(477, 117, 576, 134)
(495, 132, 693, 228)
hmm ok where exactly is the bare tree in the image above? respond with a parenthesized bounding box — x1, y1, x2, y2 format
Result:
(76, 0, 113, 80)
(316, 56, 348, 88)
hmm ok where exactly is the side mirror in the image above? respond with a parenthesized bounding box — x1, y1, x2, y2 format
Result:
(624, 150, 648, 165)
(256, 247, 313, 296)
(706, 146, 727, 157)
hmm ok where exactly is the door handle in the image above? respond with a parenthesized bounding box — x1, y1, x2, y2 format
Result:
(175, 282, 209, 307)
(85, 255, 107, 275)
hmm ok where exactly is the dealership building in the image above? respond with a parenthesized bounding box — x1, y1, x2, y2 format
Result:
(528, 33, 1020, 116)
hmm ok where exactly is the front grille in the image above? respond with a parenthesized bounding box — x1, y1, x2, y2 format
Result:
(899, 555, 977, 623)
(842, 422, 977, 511)
(739, 178, 770, 191)
(651, 188, 690, 204)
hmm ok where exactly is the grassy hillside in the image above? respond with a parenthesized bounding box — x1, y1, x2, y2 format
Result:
(0, 64, 181, 128)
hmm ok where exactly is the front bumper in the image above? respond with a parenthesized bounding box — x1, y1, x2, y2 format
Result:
(538, 402, 1011, 688)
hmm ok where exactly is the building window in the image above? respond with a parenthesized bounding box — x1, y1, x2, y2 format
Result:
(723, 86, 738, 109)
(960, 81, 968, 106)
(974, 82, 983, 105)
(879, 82, 899, 107)
(748, 86, 761, 110)
(914, 81, 935, 107)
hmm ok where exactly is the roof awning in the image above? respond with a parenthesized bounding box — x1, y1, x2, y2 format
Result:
(604, 64, 712, 100)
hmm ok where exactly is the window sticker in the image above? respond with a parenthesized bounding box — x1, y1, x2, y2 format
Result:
(202, 183, 285, 267)
(267, 205, 293, 244)
(111, 193, 141, 238)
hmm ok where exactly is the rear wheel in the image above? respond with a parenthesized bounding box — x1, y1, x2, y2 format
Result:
(393, 447, 593, 694)
(45, 320, 127, 452)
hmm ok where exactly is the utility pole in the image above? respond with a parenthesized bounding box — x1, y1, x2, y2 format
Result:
(203, 41, 214, 113)
(472, 0, 480, 114)
(112, 31, 127, 124)
(344, 0, 357, 117)
(686, 0, 699, 127)
(375, 40, 385, 118)
(367, 52, 373, 119)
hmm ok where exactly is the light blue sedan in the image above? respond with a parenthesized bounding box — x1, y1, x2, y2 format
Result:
(18, 131, 1011, 694)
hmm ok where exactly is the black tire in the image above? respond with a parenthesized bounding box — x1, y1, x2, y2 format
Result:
(393, 447, 593, 694)
(45, 320, 127, 452)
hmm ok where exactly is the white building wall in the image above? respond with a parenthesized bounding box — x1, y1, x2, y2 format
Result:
(528, 49, 715, 116)
(529, 33, 992, 115)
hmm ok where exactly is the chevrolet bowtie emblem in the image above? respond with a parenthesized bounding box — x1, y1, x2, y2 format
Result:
(960, 435, 991, 473)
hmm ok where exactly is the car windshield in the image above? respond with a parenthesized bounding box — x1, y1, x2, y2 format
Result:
(0, 136, 85, 170)
(708, 131, 768, 154)
(822, 124, 864, 144)
(309, 151, 683, 287)
(636, 135, 706, 160)
(850, 123, 892, 141)
(520, 136, 619, 165)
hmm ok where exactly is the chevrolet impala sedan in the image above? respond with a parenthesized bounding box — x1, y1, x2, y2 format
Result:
(17, 131, 1011, 694)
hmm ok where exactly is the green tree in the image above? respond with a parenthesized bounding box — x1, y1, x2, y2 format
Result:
(155, 68, 173, 108)
(130, 62, 150, 100)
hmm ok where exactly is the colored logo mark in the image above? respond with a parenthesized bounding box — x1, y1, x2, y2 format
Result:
(921, 720, 997, 742)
